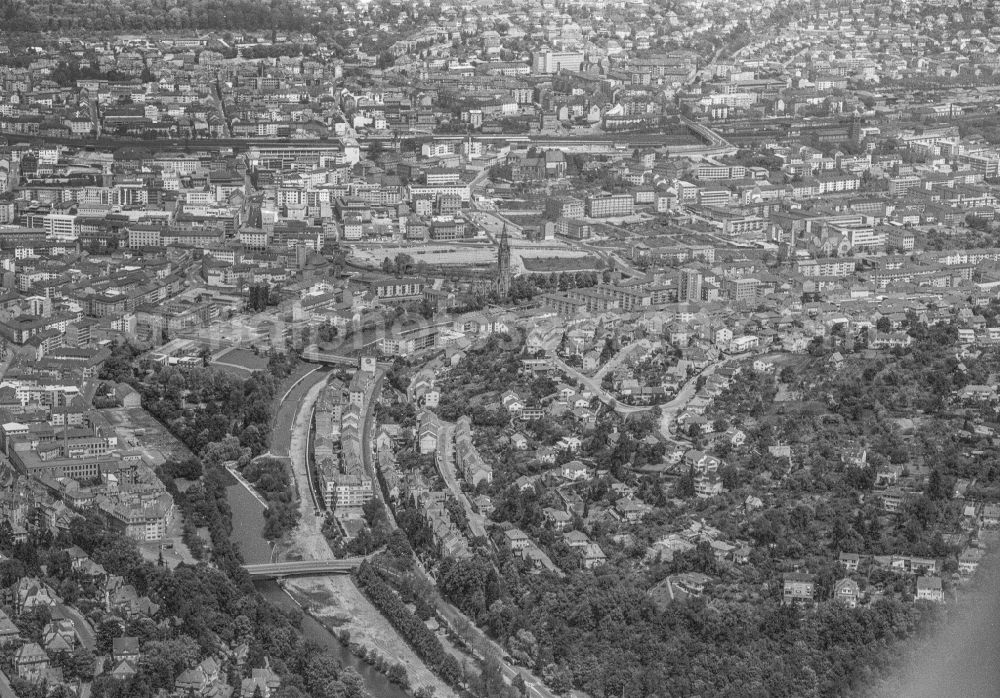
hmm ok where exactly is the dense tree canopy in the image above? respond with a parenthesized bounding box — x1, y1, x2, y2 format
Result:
(0, 0, 320, 32)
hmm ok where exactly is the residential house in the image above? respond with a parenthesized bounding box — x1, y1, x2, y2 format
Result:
(561, 460, 590, 481)
(614, 498, 649, 522)
(0, 609, 20, 645)
(557, 436, 582, 452)
(983, 503, 1000, 527)
(694, 471, 724, 498)
(879, 487, 909, 514)
(536, 447, 557, 464)
(916, 575, 944, 603)
(504, 528, 531, 551)
(112, 636, 140, 664)
(14, 642, 49, 683)
(833, 578, 860, 608)
(782, 572, 816, 605)
(41, 618, 76, 653)
(839, 552, 861, 573)
(241, 658, 281, 698)
(175, 657, 223, 695)
(417, 411, 441, 454)
(648, 573, 714, 609)
(13, 577, 60, 614)
(959, 547, 984, 576)
(543, 507, 572, 530)
(110, 657, 138, 680)
(582, 543, 607, 568)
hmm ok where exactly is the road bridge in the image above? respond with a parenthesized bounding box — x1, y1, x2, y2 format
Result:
(242, 558, 364, 579)
(300, 348, 361, 366)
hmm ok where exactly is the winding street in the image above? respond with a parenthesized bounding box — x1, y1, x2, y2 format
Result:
(658, 360, 726, 438)
(550, 354, 648, 415)
(593, 339, 650, 382)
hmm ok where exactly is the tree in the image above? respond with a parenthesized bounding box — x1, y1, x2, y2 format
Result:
(67, 647, 96, 680)
(599, 337, 617, 363)
(138, 636, 200, 689)
(542, 664, 574, 694)
(317, 322, 338, 343)
(675, 466, 696, 497)
(248, 284, 270, 311)
(394, 253, 413, 275)
(0, 520, 13, 550)
(340, 667, 366, 698)
(387, 663, 409, 688)
(925, 468, 949, 500)
(95, 619, 123, 655)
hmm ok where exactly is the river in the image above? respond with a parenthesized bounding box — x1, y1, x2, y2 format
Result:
(225, 477, 409, 698)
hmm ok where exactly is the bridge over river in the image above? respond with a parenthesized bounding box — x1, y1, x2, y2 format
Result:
(242, 558, 364, 579)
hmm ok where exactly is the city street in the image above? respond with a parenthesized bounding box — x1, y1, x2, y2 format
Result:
(435, 423, 488, 539)
(551, 355, 648, 415)
(658, 361, 726, 438)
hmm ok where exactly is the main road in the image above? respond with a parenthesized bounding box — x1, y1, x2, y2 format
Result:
(243, 558, 363, 579)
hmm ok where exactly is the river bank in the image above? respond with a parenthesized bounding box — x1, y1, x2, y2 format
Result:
(225, 369, 458, 698)
(225, 468, 409, 698)
(276, 369, 459, 697)
(255, 579, 409, 698)
(285, 576, 459, 698)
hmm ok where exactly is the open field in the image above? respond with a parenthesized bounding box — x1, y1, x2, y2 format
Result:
(520, 254, 603, 271)
(353, 244, 497, 267)
(210, 347, 271, 376)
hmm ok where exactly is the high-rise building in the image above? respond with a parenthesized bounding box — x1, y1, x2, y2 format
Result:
(679, 268, 703, 301)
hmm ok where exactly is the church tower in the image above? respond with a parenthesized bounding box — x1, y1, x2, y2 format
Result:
(496, 224, 511, 299)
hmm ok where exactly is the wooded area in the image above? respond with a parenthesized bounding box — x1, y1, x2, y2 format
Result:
(0, 0, 317, 32)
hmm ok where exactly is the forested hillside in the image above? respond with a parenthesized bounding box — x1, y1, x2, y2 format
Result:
(0, 0, 321, 32)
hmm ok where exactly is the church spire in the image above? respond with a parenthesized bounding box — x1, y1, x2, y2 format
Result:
(496, 224, 511, 299)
